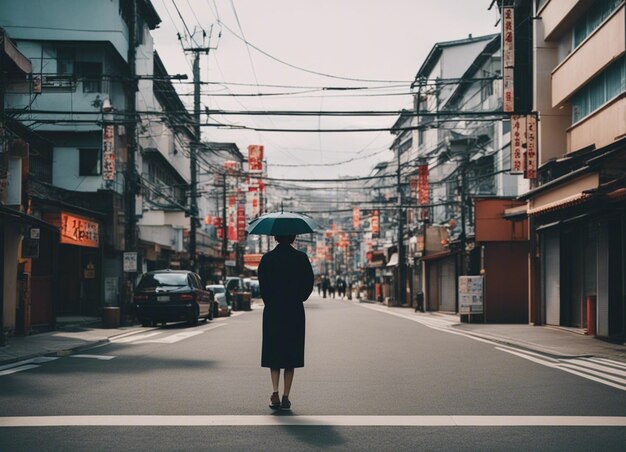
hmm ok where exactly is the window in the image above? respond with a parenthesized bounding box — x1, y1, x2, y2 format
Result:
(79, 148, 101, 176)
(76, 61, 102, 93)
(572, 0, 622, 49)
(571, 56, 626, 123)
(57, 48, 75, 75)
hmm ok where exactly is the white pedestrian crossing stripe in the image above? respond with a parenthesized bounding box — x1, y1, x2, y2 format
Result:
(1, 415, 625, 427)
(0, 357, 59, 376)
(496, 347, 626, 391)
(110, 323, 227, 345)
(359, 302, 626, 392)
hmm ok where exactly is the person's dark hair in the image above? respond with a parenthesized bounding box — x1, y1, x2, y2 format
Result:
(275, 235, 296, 244)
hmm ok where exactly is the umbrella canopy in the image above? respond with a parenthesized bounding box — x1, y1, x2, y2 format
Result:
(246, 211, 318, 236)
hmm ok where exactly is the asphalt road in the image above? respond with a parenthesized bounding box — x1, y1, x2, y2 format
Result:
(1, 294, 625, 451)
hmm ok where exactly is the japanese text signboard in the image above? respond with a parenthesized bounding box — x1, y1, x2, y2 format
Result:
(371, 210, 379, 238)
(410, 176, 418, 202)
(60, 213, 100, 248)
(459, 275, 484, 315)
(510, 115, 526, 174)
(352, 207, 360, 229)
(525, 115, 537, 179)
(247, 145, 264, 173)
(102, 124, 115, 181)
(237, 205, 246, 242)
(502, 7, 515, 112)
(418, 164, 429, 221)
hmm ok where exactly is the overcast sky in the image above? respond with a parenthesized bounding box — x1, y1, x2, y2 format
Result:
(152, 0, 500, 180)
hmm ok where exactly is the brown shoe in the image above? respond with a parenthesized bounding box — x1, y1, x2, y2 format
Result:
(281, 395, 291, 410)
(269, 392, 280, 410)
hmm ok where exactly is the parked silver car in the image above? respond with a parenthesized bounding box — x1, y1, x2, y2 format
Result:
(206, 284, 231, 317)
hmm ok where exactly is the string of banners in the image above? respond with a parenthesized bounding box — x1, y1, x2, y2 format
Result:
(510, 114, 537, 179)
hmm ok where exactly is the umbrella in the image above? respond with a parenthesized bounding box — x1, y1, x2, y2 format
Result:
(246, 211, 318, 236)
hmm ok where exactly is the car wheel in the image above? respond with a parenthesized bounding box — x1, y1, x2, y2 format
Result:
(188, 306, 199, 326)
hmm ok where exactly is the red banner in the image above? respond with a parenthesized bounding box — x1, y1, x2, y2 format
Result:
(237, 205, 246, 242)
(418, 165, 429, 221)
(352, 208, 360, 229)
(371, 210, 379, 237)
(248, 145, 264, 173)
(525, 115, 537, 179)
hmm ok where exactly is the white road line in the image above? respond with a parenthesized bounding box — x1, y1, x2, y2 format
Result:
(110, 331, 162, 343)
(0, 415, 625, 427)
(0, 364, 40, 376)
(70, 355, 116, 361)
(496, 347, 626, 391)
(135, 330, 205, 344)
(567, 359, 626, 378)
(558, 363, 626, 386)
(586, 357, 626, 371)
(0, 357, 59, 372)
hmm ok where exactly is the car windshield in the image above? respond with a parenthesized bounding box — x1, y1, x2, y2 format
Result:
(209, 286, 225, 294)
(137, 273, 188, 290)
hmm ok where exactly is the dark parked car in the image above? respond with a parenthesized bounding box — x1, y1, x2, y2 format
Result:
(134, 270, 213, 326)
(207, 284, 231, 317)
(225, 277, 252, 311)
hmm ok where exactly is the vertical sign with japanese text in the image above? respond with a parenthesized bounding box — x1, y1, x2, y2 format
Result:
(247, 145, 264, 173)
(418, 164, 429, 221)
(352, 207, 360, 230)
(510, 115, 526, 174)
(237, 205, 246, 242)
(371, 210, 379, 238)
(410, 176, 418, 202)
(102, 124, 115, 181)
(525, 115, 537, 179)
(502, 7, 515, 113)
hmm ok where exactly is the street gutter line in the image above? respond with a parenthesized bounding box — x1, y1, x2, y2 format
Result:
(1, 415, 626, 427)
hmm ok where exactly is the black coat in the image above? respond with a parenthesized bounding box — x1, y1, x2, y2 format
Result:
(259, 243, 314, 368)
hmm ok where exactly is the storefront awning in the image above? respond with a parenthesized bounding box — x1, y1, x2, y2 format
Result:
(0, 205, 58, 232)
(386, 253, 398, 267)
(244, 265, 258, 272)
(527, 192, 590, 216)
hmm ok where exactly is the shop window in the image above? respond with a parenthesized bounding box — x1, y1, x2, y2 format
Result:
(79, 148, 101, 176)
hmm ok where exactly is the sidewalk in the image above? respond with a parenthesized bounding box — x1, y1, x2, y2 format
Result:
(0, 322, 148, 366)
(363, 301, 626, 363)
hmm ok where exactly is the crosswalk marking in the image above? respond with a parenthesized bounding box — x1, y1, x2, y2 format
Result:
(110, 331, 162, 343)
(495, 347, 626, 392)
(359, 302, 626, 392)
(70, 355, 116, 361)
(0, 364, 41, 376)
(0, 415, 625, 427)
(134, 330, 205, 344)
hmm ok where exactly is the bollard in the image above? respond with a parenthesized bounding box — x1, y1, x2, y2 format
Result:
(102, 307, 120, 328)
(586, 295, 596, 336)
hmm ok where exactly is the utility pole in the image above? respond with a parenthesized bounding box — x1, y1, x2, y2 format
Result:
(184, 47, 209, 272)
(124, 0, 138, 323)
(397, 145, 407, 306)
(459, 154, 468, 277)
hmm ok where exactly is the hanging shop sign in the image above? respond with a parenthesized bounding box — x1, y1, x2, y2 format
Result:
(52, 212, 100, 248)
(352, 207, 360, 229)
(371, 210, 379, 238)
(502, 7, 515, 113)
(248, 145, 264, 173)
(525, 115, 537, 179)
(237, 205, 246, 242)
(510, 115, 526, 174)
(102, 124, 115, 181)
(224, 160, 240, 174)
(410, 176, 418, 201)
(418, 164, 429, 221)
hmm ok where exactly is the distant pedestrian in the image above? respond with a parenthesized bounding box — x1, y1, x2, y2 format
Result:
(328, 281, 335, 298)
(321, 275, 329, 298)
(336, 276, 346, 299)
(258, 234, 314, 411)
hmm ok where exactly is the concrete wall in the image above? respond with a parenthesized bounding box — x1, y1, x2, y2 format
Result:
(2, 224, 20, 331)
(0, 0, 129, 61)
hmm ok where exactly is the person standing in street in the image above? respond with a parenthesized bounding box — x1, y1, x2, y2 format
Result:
(258, 234, 314, 410)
